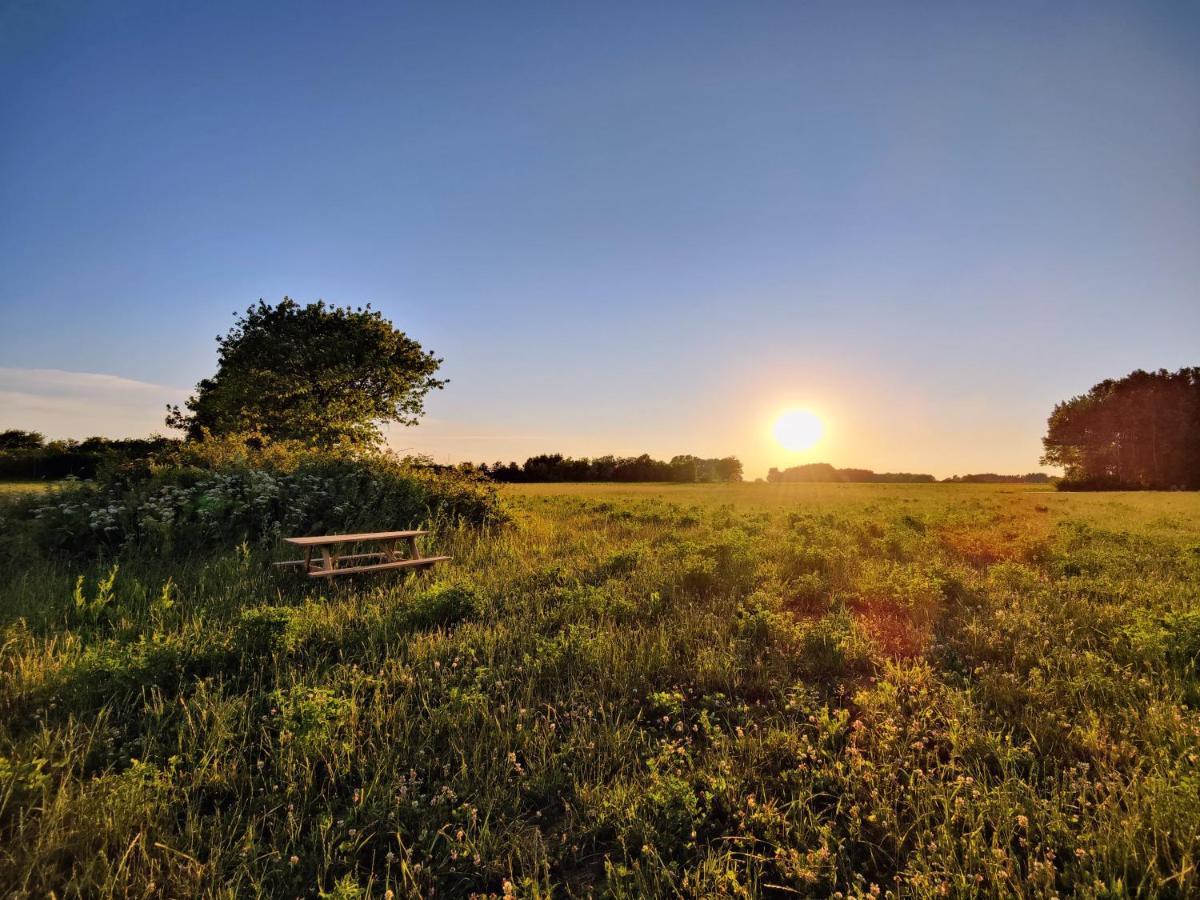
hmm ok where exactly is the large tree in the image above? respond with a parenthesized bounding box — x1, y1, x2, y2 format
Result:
(167, 298, 446, 447)
(1041, 368, 1200, 490)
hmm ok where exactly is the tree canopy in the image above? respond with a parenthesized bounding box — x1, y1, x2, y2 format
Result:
(167, 298, 445, 448)
(1041, 368, 1200, 490)
(0, 430, 45, 450)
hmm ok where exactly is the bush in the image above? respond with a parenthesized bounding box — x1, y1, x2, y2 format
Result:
(403, 584, 482, 629)
(0, 437, 177, 481)
(2, 439, 505, 560)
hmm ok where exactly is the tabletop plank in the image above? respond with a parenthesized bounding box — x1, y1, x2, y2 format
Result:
(307, 555, 452, 577)
(284, 530, 428, 546)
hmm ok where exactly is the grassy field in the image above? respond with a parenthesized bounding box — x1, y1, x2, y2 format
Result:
(0, 481, 54, 495)
(2, 483, 1199, 897)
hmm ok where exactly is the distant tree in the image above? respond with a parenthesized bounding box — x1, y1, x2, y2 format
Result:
(1042, 368, 1200, 490)
(715, 456, 744, 482)
(669, 455, 699, 483)
(167, 298, 445, 448)
(0, 429, 45, 450)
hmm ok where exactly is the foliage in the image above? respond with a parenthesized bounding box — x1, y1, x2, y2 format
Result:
(166, 298, 446, 448)
(1043, 367, 1200, 490)
(1, 482, 1198, 896)
(768, 462, 936, 483)
(0, 430, 46, 451)
(478, 453, 743, 483)
(1, 438, 504, 560)
(0, 435, 177, 481)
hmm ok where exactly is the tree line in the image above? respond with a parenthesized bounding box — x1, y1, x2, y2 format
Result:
(767, 465, 1054, 484)
(469, 453, 744, 483)
(0, 431, 177, 480)
(767, 463, 937, 483)
(941, 473, 1053, 484)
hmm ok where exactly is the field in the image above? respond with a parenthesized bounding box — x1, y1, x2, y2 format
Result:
(0, 481, 52, 495)
(2, 482, 1199, 897)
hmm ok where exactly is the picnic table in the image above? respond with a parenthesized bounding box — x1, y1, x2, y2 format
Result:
(277, 530, 450, 577)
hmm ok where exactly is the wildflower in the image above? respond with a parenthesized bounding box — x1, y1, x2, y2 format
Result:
(1016, 814, 1029, 828)
(289, 855, 299, 866)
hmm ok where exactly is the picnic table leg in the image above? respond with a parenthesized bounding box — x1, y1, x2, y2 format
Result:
(305, 547, 313, 574)
(406, 535, 419, 560)
(320, 547, 336, 572)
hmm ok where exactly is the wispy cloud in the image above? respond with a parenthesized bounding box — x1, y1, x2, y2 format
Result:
(0, 367, 188, 439)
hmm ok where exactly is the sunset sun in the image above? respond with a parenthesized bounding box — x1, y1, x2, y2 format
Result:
(773, 408, 824, 452)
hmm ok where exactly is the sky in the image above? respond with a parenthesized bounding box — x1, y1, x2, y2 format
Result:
(1, 1, 1197, 479)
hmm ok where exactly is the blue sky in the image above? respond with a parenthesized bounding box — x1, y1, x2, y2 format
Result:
(2, 1, 1197, 477)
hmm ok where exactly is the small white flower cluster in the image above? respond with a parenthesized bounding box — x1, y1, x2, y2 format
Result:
(89, 502, 126, 532)
(21, 458, 464, 556)
(137, 485, 191, 528)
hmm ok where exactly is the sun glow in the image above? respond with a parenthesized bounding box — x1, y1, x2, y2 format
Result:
(773, 408, 824, 452)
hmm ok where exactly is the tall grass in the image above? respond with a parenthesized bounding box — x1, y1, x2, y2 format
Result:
(1, 483, 1198, 897)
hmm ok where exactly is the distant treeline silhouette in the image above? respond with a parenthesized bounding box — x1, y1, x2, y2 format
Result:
(942, 473, 1053, 484)
(474, 453, 743, 483)
(1043, 367, 1200, 490)
(767, 463, 936, 483)
(0, 431, 176, 480)
(768, 464, 1052, 484)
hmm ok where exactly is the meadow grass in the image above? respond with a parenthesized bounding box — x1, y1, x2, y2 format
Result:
(1, 483, 1198, 897)
(0, 481, 54, 495)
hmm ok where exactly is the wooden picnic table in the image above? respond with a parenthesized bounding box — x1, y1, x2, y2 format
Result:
(278, 530, 450, 577)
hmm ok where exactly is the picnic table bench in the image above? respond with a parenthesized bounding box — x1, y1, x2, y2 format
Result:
(276, 530, 450, 577)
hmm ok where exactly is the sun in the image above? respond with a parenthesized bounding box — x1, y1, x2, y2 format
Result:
(773, 408, 824, 452)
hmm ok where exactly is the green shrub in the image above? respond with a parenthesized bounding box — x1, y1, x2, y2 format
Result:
(234, 606, 301, 656)
(274, 684, 354, 755)
(1166, 611, 1200, 675)
(6, 441, 504, 560)
(403, 584, 482, 630)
